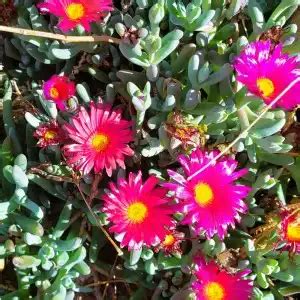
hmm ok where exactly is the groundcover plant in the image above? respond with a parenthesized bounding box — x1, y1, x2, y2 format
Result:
(1, 0, 300, 299)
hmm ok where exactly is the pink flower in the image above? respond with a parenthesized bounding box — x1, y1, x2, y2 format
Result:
(164, 148, 250, 239)
(192, 258, 253, 300)
(33, 120, 65, 148)
(280, 208, 300, 253)
(43, 75, 75, 110)
(38, 0, 113, 33)
(102, 172, 174, 250)
(63, 102, 134, 176)
(234, 40, 300, 110)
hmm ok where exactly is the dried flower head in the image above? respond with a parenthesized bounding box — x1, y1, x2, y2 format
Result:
(165, 111, 207, 150)
(0, 0, 15, 25)
(154, 229, 184, 255)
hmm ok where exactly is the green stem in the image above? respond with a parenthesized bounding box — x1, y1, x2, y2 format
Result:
(237, 106, 250, 131)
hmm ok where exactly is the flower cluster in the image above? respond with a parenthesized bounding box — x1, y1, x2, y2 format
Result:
(38, 83, 134, 177)
(28, 6, 300, 296)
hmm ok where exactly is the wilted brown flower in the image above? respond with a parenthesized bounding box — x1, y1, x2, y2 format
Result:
(154, 229, 184, 255)
(0, 0, 16, 25)
(165, 111, 207, 150)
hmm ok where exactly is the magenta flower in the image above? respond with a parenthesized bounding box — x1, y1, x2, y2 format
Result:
(33, 120, 64, 148)
(43, 75, 75, 110)
(63, 102, 134, 176)
(280, 209, 300, 253)
(192, 258, 253, 300)
(164, 148, 250, 239)
(38, 0, 113, 33)
(102, 172, 174, 250)
(234, 40, 300, 110)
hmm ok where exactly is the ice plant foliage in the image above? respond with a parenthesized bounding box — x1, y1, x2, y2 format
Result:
(164, 148, 250, 239)
(43, 75, 75, 110)
(192, 258, 253, 300)
(63, 102, 133, 176)
(102, 172, 174, 250)
(38, 0, 113, 32)
(280, 209, 300, 253)
(234, 40, 300, 110)
(34, 121, 64, 148)
(6, 0, 300, 298)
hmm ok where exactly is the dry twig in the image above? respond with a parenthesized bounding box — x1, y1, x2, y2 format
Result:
(0, 25, 121, 44)
(74, 180, 123, 256)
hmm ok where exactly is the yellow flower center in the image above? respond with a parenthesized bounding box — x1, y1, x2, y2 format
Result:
(256, 77, 275, 98)
(194, 182, 214, 207)
(203, 282, 225, 300)
(44, 130, 57, 140)
(65, 3, 85, 21)
(127, 202, 148, 224)
(91, 133, 109, 152)
(50, 87, 59, 99)
(287, 222, 300, 242)
(163, 234, 175, 246)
